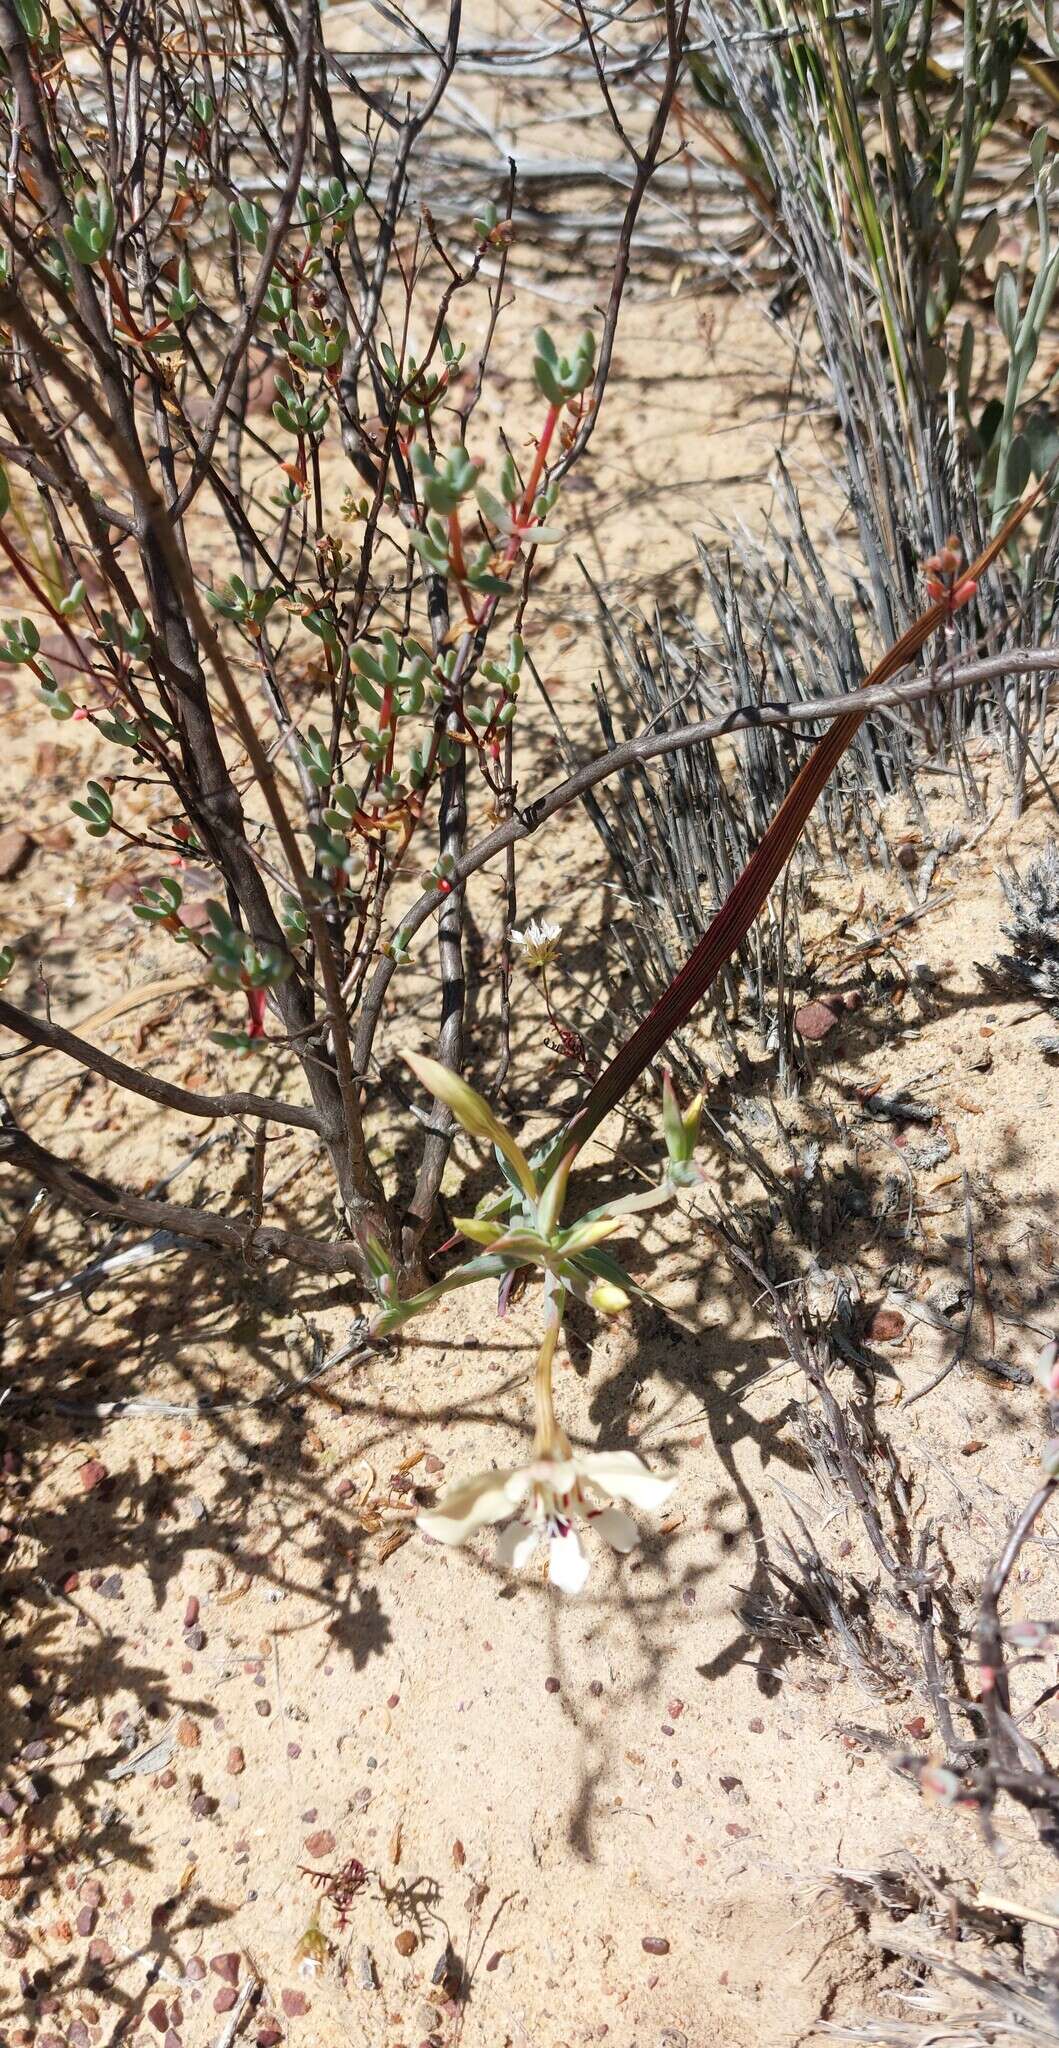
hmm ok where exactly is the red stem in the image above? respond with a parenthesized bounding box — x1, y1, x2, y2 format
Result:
(513, 403, 560, 538)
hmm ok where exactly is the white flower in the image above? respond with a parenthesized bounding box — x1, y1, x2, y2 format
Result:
(417, 1434, 675, 1593)
(510, 917, 561, 968)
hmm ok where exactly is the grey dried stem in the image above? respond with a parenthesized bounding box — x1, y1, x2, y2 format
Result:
(576, 0, 1059, 1071)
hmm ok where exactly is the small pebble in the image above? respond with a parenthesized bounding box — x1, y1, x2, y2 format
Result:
(255, 1700, 271, 1718)
(227, 1747, 245, 1776)
(544, 1676, 560, 1694)
(641, 1937, 670, 1956)
(213, 1990, 237, 2016)
(304, 1830, 335, 1858)
(395, 1931, 418, 1957)
(183, 1597, 199, 1629)
(794, 999, 840, 1042)
(281, 1989, 310, 2018)
(210, 1953, 240, 1986)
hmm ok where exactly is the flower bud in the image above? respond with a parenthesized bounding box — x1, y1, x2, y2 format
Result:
(1033, 1338, 1059, 1395)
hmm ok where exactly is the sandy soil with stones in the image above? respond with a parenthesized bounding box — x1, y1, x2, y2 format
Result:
(4, 13, 1059, 2048)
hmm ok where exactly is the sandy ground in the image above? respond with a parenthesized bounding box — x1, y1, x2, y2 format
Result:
(4, 24, 1059, 2048)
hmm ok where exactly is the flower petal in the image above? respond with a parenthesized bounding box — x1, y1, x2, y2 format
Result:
(417, 1467, 517, 1545)
(548, 1525, 590, 1594)
(580, 1449, 675, 1512)
(497, 1519, 538, 1572)
(591, 1503, 640, 1554)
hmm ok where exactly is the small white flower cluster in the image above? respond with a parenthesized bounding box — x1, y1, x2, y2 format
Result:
(511, 917, 561, 969)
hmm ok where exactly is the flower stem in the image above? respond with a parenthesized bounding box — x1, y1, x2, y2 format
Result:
(533, 1276, 566, 1456)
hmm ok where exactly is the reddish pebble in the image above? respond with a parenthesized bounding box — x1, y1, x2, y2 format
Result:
(255, 1700, 271, 1718)
(184, 1958, 206, 1983)
(794, 999, 840, 1042)
(227, 1747, 245, 1776)
(76, 1907, 96, 1937)
(667, 1698, 684, 1719)
(394, 1931, 417, 1956)
(303, 1830, 335, 1857)
(544, 1676, 560, 1694)
(148, 1999, 168, 2032)
(210, 1953, 240, 1986)
(257, 2031, 283, 2047)
(183, 1597, 199, 1629)
(281, 1990, 310, 2017)
(213, 1990, 237, 2015)
(641, 1937, 670, 1956)
(63, 1572, 80, 1593)
(486, 1951, 502, 1971)
(387, 1693, 400, 1709)
(79, 1459, 107, 1492)
(868, 1309, 905, 1343)
(177, 1717, 199, 1749)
